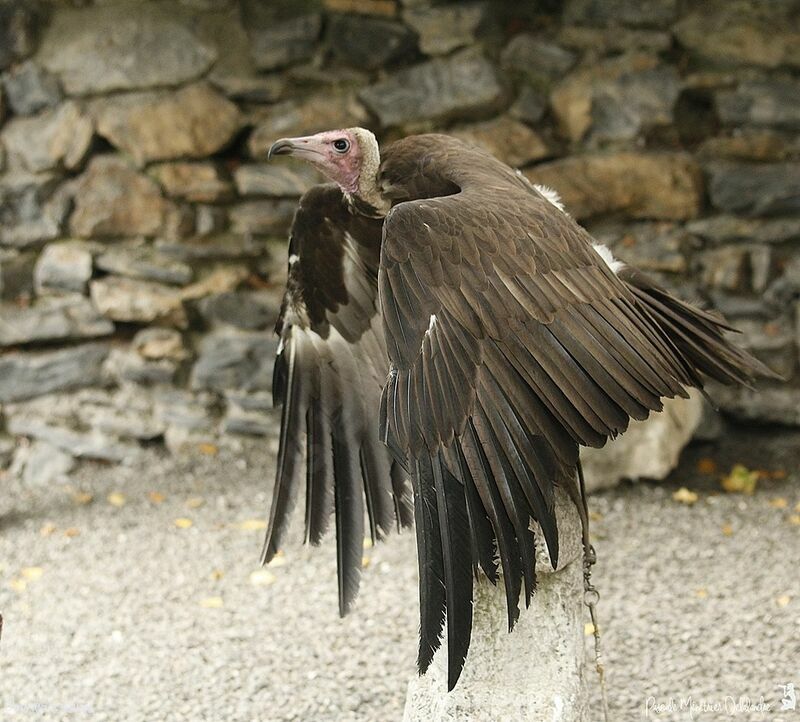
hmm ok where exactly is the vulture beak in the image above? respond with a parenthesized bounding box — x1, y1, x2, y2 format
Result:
(267, 135, 325, 162)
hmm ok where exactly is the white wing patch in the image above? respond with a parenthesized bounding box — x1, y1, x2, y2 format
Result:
(592, 243, 625, 275)
(533, 184, 566, 213)
(423, 314, 437, 340)
(283, 301, 311, 328)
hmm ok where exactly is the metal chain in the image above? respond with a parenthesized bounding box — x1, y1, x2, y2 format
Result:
(577, 461, 610, 722)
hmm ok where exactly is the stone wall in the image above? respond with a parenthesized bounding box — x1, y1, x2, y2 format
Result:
(1, 0, 799, 481)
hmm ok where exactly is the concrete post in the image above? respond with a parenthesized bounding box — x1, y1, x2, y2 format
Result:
(402, 489, 588, 722)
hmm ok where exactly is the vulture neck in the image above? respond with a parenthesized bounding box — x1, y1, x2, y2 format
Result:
(347, 188, 388, 219)
(347, 134, 389, 218)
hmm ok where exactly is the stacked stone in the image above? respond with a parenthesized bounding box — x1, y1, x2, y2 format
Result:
(0, 0, 798, 483)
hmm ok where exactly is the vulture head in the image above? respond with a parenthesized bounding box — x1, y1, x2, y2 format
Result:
(268, 127, 385, 211)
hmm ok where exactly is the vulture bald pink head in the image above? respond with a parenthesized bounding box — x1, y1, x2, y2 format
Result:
(268, 128, 384, 209)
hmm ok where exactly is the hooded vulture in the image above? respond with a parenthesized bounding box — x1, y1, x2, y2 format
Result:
(262, 128, 775, 689)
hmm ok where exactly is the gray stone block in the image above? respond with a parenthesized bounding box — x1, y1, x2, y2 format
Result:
(2, 60, 62, 115)
(0, 343, 109, 403)
(708, 162, 800, 216)
(247, 14, 322, 72)
(359, 48, 503, 128)
(716, 80, 800, 131)
(327, 14, 416, 70)
(38, 4, 216, 95)
(18, 440, 75, 486)
(34, 241, 95, 295)
(96, 244, 193, 286)
(0, 296, 113, 347)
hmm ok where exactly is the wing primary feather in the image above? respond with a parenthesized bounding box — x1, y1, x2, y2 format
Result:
(479, 372, 560, 570)
(262, 332, 307, 565)
(629, 284, 778, 384)
(391, 461, 415, 530)
(332, 424, 364, 616)
(305, 401, 334, 544)
(359, 435, 396, 542)
(456, 444, 498, 583)
(432, 452, 474, 690)
(272, 345, 288, 405)
(472, 404, 538, 605)
(461, 421, 522, 631)
(380, 369, 405, 460)
(412, 456, 446, 674)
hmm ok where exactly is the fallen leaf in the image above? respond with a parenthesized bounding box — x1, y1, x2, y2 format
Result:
(40, 523, 57, 537)
(249, 569, 276, 586)
(769, 497, 788, 509)
(695, 588, 709, 599)
(21, 567, 43, 581)
(186, 496, 205, 509)
(236, 519, 267, 531)
(148, 491, 166, 504)
(795, 502, 800, 513)
(64, 527, 81, 538)
(199, 596, 224, 608)
(9, 578, 27, 593)
(721, 465, 759, 495)
(721, 523, 734, 537)
(776, 594, 791, 608)
(789, 515, 800, 526)
(768, 469, 787, 480)
(174, 518, 193, 529)
(584, 622, 597, 636)
(672, 487, 698, 505)
(589, 510, 604, 522)
(107, 492, 127, 507)
(697, 458, 717, 475)
(210, 569, 224, 581)
(198, 443, 218, 456)
(72, 491, 93, 506)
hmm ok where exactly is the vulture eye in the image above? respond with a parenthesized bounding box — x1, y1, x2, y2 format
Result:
(332, 139, 350, 153)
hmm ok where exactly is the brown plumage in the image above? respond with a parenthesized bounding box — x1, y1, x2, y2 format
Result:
(264, 131, 777, 689)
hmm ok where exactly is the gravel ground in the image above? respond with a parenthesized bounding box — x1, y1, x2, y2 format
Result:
(1, 427, 799, 722)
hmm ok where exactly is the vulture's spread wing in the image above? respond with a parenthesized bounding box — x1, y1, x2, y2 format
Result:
(263, 184, 412, 616)
(377, 134, 772, 688)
